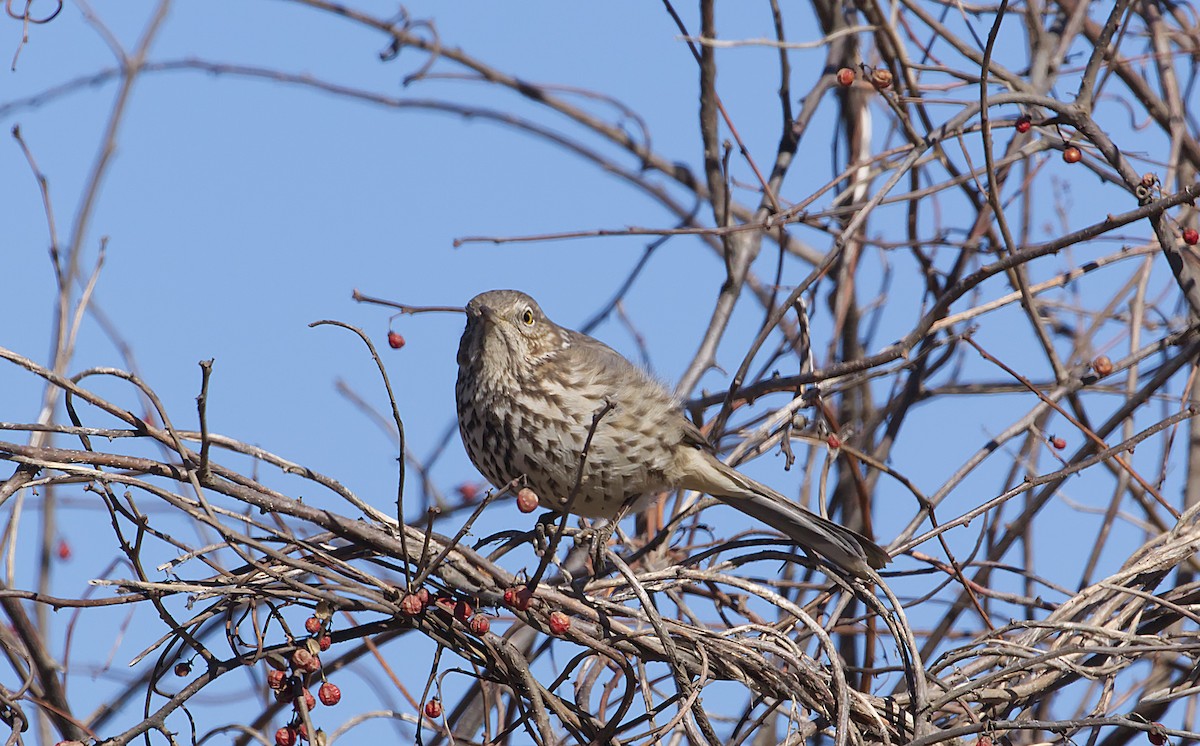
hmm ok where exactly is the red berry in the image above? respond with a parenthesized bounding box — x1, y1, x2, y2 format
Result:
(516, 487, 539, 513)
(1148, 724, 1167, 745)
(294, 688, 316, 710)
(1015, 115, 1031, 133)
(1183, 228, 1199, 246)
(399, 593, 424, 617)
(318, 635, 331, 651)
(835, 67, 855, 87)
(275, 727, 298, 746)
(267, 669, 287, 690)
(424, 698, 442, 719)
(318, 681, 341, 706)
(826, 434, 841, 449)
(387, 330, 405, 349)
(174, 662, 191, 677)
(454, 600, 474, 624)
(417, 587, 432, 607)
(548, 611, 571, 635)
(56, 539, 71, 561)
(291, 649, 313, 670)
(1063, 146, 1082, 163)
(434, 596, 456, 613)
(304, 616, 322, 635)
(503, 585, 533, 611)
(457, 482, 480, 502)
(296, 724, 309, 742)
(515, 587, 534, 611)
(1050, 436, 1066, 450)
(469, 615, 491, 635)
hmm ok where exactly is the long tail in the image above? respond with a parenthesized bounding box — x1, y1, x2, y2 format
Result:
(679, 450, 890, 578)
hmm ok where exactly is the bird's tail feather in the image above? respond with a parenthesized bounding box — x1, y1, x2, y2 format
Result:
(680, 451, 890, 577)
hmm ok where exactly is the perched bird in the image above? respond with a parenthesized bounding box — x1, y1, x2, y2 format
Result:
(454, 289, 889, 577)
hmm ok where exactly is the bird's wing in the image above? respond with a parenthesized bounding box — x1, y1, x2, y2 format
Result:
(679, 450, 890, 575)
(679, 417, 716, 452)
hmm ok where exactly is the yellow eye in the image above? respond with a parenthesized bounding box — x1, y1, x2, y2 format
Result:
(521, 308, 535, 326)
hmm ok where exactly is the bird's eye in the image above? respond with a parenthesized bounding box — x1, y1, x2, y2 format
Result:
(521, 308, 535, 326)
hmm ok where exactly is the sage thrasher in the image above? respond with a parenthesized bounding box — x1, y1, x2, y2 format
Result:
(455, 289, 889, 577)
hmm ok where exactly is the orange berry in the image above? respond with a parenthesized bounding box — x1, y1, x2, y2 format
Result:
(516, 487, 539, 513)
(399, 593, 424, 617)
(548, 611, 571, 635)
(457, 482, 480, 501)
(424, 698, 443, 719)
(318, 682, 341, 706)
(835, 67, 855, 87)
(174, 662, 191, 677)
(503, 585, 533, 611)
(1092, 355, 1113, 377)
(870, 68, 893, 90)
(294, 688, 316, 710)
(469, 615, 491, 635)
(1063, 146, 1082, 163)
(387, 330, 405, 349)
(291, 649, 313, 670)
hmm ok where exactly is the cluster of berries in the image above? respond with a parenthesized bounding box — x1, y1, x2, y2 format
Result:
(267, 611, 340, 746)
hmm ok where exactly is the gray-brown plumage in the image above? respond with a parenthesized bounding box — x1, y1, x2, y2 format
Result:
(455, 289, 890, 577)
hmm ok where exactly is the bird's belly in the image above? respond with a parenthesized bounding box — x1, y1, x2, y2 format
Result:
(457, 384, 675, 518)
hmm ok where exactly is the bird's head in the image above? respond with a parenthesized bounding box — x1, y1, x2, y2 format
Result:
(460, 290, 566, 370)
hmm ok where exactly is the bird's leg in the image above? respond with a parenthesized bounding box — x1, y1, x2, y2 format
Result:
(581, 494, 643, 577)
(531, 511, 558, 555)
(585, 520, 615, 578)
